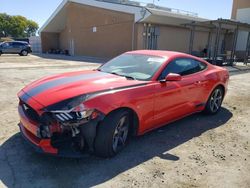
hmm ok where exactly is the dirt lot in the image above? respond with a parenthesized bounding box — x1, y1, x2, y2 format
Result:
(0, 54, 249, 188)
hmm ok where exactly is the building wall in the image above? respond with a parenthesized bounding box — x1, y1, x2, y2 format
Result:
(29, 36, 42, 53)
(231, 0, 250, 19)
(59, 27, 69, 51)
(59, 2, 134, 58)
(135, 23, 211, 54)
(41, 32, 59, 53)
(235, 8, 250, 51)
(135, 23, 144, 50)
(231, 0, 250, 55)
(157, 25, 190, 52)
(41, 2, 231, 58)
(193, 30, 211, 52)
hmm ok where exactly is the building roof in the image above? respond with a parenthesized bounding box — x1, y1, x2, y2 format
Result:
(144, 7, 207, 26)
(39, 0, 208, 33)
(184, 18, 250, 31)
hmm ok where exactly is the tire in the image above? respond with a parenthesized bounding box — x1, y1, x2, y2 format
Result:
(0, 51, 2, 56)
(20, 50, 28, 56)
(204, 86, 224, 115)
(94, 110, 130, 158)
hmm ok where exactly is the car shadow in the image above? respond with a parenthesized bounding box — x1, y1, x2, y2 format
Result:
(0, 107, 232, 187)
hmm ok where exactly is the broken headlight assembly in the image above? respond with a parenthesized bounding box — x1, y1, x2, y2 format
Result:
(45, 94, 98, 126)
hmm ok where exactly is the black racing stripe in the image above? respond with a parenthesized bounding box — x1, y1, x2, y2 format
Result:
(19, 92, 31, 104)
(45, 83, 147, 111)
(24, 72, 109, 99)
(87, 83, 148, 100)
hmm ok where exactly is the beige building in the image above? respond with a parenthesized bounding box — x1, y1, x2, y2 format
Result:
(39, 0, 212, 58)
(231, 0, 250, 52)
(232, 0, 250, 20)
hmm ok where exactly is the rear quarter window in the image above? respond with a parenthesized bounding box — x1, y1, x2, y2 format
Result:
(195, 60, 207, 71)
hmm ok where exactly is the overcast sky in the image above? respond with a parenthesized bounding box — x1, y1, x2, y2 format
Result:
(0, 0, 233, 28)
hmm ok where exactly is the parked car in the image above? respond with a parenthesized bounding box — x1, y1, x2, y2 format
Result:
(17, 50, 229, 158)
(0, 41, 32, 56)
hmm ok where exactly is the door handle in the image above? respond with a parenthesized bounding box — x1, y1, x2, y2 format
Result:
(194, 81, 201, 85)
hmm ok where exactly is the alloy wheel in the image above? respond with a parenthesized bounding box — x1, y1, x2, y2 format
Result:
(112, 116, 129, 152)
(210, 88, 223, 113)
(22, 50, 28, 56)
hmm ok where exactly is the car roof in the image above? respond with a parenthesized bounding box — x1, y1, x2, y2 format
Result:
(125, 50, 210, 65)
(12, 41, 28, 44)
(2, 41, 28, 44)
(126, 50, 189, 58)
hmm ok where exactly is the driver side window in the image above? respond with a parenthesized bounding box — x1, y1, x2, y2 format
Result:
(159, 58, 207, 79)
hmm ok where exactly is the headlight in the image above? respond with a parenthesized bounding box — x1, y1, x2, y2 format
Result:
(44, 95, 95, 123)
(45, 95, 87, 112)
(52, 104, 94, 123)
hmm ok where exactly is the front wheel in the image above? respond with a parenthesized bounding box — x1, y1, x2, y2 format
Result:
(94, 110, 130, 158)
(204, 87, 224, 114)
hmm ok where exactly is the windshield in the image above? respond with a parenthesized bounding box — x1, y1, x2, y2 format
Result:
(98, 54, 167, 81)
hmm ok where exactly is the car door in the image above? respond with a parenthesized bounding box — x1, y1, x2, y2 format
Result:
(11, 42, 22, 53)
(152, 58, 205, 128)
(176, 58, 208, 110)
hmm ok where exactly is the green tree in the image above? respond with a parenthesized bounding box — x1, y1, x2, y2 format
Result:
(10, 16, 27, 37)
(0, 13, 12, 37)
(0, 13, 39, 38)
(25, 20, 39, 37)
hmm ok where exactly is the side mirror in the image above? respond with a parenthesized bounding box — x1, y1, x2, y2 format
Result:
(160, 73, 182, 82)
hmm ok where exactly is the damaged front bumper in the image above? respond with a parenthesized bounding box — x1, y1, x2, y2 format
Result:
(18, 102, 104, 158)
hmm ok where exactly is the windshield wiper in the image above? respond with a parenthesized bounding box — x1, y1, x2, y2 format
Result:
(110, 72, 120, 76)
(109, 72, 136, 80)
(123, 75, 136, 80)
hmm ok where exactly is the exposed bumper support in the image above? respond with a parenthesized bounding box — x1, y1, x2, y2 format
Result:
(18, 112, 105, 158)
(19, 123, 58, 155)
(19, 123, 90, 158)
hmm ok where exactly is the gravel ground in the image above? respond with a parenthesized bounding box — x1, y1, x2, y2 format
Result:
(0, 54, 249, 188)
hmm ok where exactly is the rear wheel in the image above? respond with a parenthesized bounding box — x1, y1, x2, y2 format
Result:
(0, 51, 2, 56)
(204, 87, 224, 114)
(94, 110, 130, 158)
(20, 50, 28, 56)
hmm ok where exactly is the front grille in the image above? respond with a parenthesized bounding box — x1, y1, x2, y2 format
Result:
(20, 101, 40, 122)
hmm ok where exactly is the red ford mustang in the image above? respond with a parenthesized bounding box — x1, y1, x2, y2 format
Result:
(18, 50, 229, 157)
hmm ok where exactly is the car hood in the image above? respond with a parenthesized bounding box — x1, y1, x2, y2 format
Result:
(19, 70, 147, 107)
